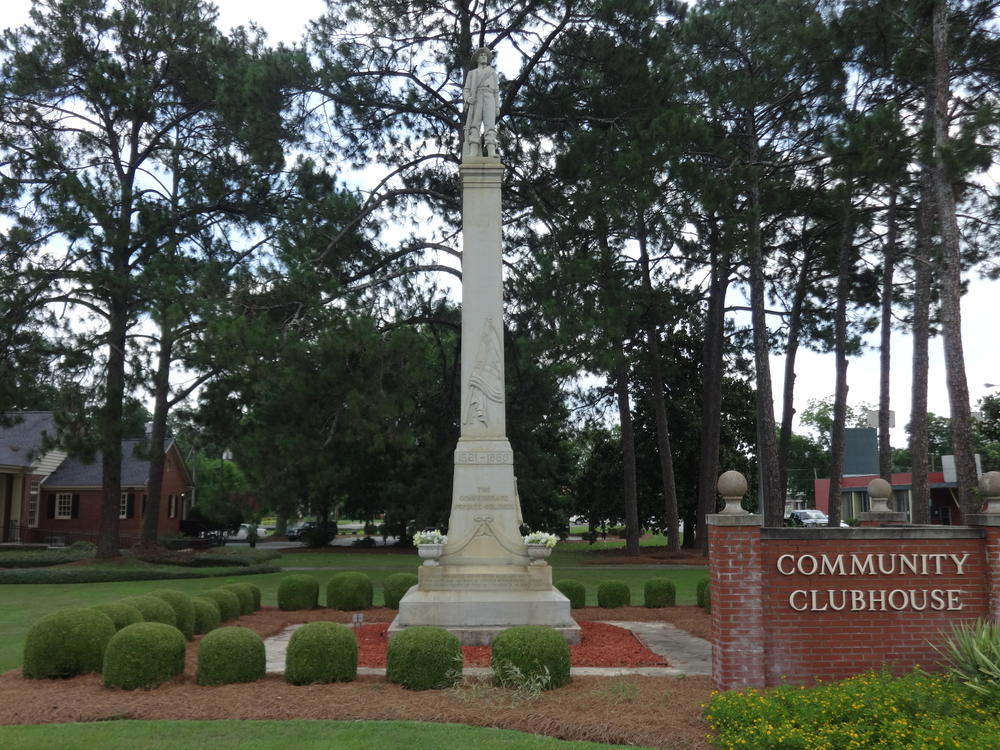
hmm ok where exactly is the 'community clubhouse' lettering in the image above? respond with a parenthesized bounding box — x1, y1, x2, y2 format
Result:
(776, 552, 971, 612)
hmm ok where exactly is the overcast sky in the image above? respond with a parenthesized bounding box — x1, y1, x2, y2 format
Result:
(5, 0, 998, 448)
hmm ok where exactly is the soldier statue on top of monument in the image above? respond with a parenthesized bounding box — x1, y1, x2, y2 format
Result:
(463, 47, 499, 159)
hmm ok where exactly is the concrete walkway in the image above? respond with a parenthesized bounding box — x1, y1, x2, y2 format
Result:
(596, 620, 712, 676)
(263, 620, 711, 678)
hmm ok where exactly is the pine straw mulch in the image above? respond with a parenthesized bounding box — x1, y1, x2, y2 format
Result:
(0, 606, 714, 749)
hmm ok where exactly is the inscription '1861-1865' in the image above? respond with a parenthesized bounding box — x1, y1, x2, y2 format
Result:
(455, 451, 513, 465)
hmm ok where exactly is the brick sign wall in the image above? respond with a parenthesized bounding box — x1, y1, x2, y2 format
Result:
(708, 515, 1000, 691)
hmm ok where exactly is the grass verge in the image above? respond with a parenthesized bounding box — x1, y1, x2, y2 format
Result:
(0, 719, 651, 750)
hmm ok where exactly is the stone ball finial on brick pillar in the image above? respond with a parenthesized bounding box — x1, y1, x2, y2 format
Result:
(867, 478, 892, 513)
(980, 472, 1000, 514)
(717, 470, 748, 514)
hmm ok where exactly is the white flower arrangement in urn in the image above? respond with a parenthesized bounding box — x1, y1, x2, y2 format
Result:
(414, 529, 447, 546)
(523, 530, 558, 565)
(414, 529, 447, 566)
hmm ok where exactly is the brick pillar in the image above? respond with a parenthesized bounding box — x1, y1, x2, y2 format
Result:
(967, 471, 1000, 620)
(708, 471, 764, 691)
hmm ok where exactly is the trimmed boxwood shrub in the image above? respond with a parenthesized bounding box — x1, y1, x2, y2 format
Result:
(245, 583, 262, 610)
(326, 572, 373, 611)
(284, 621, 357, 685)
(90, 602, 144, 631)
(102, 622, 186, 690)
(490, 625, 570, 690)
(192, 597, 222, 635)
(23, 608, 116, 679)
(597, 580, 630, 608)
(382, 573, 417, 610)
(196, 626, 265, 685)
(386, 626, 462, 691)
(278, 574, 319, 611)
(554, 580, 586, 609)
(697, 577, 710, 610)
(200, 589, 241, 621)
(220, 583, 255, 615)
(122, 595, 177, 627)
(150, 590, 196, 640)
(643, 578, 676, 608)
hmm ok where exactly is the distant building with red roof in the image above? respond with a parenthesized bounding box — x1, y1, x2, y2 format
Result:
(814, 471, 962, 524)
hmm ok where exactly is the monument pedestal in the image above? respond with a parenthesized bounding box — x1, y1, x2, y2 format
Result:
(389, 144, 578, 645)
(389, 563, 580, 645)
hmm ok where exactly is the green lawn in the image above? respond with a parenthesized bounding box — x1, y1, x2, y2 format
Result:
(0, 720, 651, 750)
(0, 572, 269, 673)
(275, 546, 707, 609)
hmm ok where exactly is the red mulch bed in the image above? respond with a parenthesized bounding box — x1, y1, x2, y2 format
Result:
(353, 620, 666, 668)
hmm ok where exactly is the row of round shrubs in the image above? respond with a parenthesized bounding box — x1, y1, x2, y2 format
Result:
(22, 581, 262, 684)
(277, 572, 417, 611)
(27, 599, 573, 694)
(196, 622, 570, 692)
(554, 578, 677, 608)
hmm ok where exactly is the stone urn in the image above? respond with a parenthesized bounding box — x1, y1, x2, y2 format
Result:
(525, 543, 552, 566)
(417, 543, 444, 566)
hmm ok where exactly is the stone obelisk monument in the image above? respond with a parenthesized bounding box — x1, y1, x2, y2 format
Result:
(390, 48, 579, 645)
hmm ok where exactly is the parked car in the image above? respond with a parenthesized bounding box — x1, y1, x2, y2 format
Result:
(287, 520, 336, 544)
(285, 521, 311, 541)
(785, 509, 849, 528)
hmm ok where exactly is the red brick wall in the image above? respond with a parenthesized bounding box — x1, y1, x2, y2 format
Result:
(709, 519, 993, 690)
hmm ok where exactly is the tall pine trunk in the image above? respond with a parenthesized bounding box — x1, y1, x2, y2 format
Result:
(827, 185, 855, 527)
(931, 0, 979, 515)
(746, 118, 781, 526)
(614, 355, 641, 556)
(98, 287, 126, 558)
(141, 325, 174, 546)
(637, 219, 680, 552)
(878, 190, 898, 482)
(910, 179, 934, 524)
(696, 218, 729, 550)
(777, 254, 813, 502)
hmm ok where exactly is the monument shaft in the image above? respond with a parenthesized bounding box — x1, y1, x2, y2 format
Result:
(459, 159, 506, 439)
(444, 157, 526, 567)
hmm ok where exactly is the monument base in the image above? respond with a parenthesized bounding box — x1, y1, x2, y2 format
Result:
(389, 564, 581, 645)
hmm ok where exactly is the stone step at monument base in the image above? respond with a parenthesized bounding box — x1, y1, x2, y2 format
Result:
(417, 561, 555, 590)
(389, 585, 581, 645)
